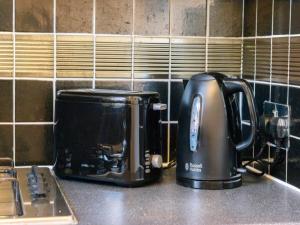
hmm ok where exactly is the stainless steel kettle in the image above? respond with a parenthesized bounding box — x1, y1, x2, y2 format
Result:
(176, 72, 257, 189)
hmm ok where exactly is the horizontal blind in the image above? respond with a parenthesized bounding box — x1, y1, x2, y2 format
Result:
(272, 37, 288, 84)
(290, 37, 300, 85)
(134, 37, 169, 78)
(15, 34, 53, 77)
(256, 38, 271, 82)
(57, 35, 93, 77)
(171, 38, 205, 78)
(0, 34, 13, 76)
(207, 38, 242, 77)
(242, 39, 255, 80)
(96, 36, 131, 78)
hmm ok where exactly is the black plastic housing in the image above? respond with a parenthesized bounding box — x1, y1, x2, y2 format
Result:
(54, 89, 163, 187)
(176, 73, 257, 189)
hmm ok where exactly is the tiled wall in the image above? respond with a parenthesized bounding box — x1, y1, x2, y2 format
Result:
(242, 0, 300, 188)
(0, 0, 243, 166)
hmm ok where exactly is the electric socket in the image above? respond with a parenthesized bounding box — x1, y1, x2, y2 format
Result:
(262, 101, 290, 149)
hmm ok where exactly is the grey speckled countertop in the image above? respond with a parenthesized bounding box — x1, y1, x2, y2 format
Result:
(58, 168, 300, 225)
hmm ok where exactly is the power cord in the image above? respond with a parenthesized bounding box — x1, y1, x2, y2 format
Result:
(163, 160, 176, 170)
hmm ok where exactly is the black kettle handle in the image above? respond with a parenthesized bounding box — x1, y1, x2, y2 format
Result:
(224, 78, 257, 151)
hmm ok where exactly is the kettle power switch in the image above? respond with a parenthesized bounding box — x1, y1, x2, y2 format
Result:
(151, 155, 162, 168)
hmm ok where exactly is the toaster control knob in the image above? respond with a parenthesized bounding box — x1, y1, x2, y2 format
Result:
(151, 155, 162, 168)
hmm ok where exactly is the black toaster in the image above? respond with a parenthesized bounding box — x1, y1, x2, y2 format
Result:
(54, 89, 166, 187)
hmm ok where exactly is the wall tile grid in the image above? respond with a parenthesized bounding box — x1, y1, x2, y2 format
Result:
(3, 0, 300, 190)
(242, 0, 300, 188)
(0, 0, 243, 166)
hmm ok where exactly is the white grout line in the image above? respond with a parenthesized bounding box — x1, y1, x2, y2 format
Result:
(253, 0, 258, 96)
(287, 0, 292, 105)
(290, 135, 300, 141)
(246, 166, 300, 194)
(14, 122, 54, 125)
(269, 0, 274, 102)
(14, 32, 92, 36)
(0, 122, 53, 125)
(131, 0, 135, 90)
(239, 0, 245, 120)
(267, 1, 274, 174)
(12, 0, 16, 167)
(0, 30, 246, 39)
(160, 121, 178, 125)
(53, 0, 57, 133)
(166, 0, 172, 163)
(92, 0, 96, 89)
(15, 165, 53, 169)
(0, 122, 13, 125)
(14, 77, 53, 81)
(243, 33, 300, 39)
(0, 77, 185, 82)
(246, 79, 300, 89)
(11, 29, 300, 39)
(286, 0, 293, 183)
(252, 0, 258, 162)
(56, 77, 93, 81)
(205, 0, 209, 72)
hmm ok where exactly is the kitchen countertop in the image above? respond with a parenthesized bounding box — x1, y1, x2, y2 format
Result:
(58, 168, 300, 225)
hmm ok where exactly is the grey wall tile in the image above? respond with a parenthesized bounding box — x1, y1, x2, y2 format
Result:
(244, 0, 256, 37)
(291, 0, 300, 34)
(0, 80, 12, 122)
(0, 0, 12, 31)
(161, 123, 176, 163)
(257, 0, 272, 36)
(16, 0, 53, 32)
(56, 0, 93, 33)
(96, 81, 131, 90)
(242, 81, 254, 121)
(288, 138, 300, 188)
(15, 125, 53, 165)
(134, 37, 169, 79)
(289, 87, 300, 136)
(290, 37, 300, 85)
(169, 123, 177, 162)
(271, 85, 287, 105)
(170, 81, 184, 121)
(133, 81, 168, 120)
(96, 0, 132, 34)
(135, 0, 169, 35)
(0, 126, 13, 158)
(16, 81, 53, 122)
(269, 146, 286, 182)
(161, 124, 168, 162)
(242, 39, 255, 80)
(255, 83, 270, 116)
(209, 0, 242, 37)
(256, 38, 271, 81)
(272, 37, 289, 84)
(171, 0, 206, 36)
(56, 80, 92, 91)
(273, 0, 290, 35)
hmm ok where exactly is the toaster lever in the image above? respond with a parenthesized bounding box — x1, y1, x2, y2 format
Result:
(152, 103, 167, 111)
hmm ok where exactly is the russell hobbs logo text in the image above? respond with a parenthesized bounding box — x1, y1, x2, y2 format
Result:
(185, 162, 202, 173)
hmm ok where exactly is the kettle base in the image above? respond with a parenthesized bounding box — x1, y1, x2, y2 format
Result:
(176, 174, 242, 190)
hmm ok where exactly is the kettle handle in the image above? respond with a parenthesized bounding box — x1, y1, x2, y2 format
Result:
(224, 78, 257, 151)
